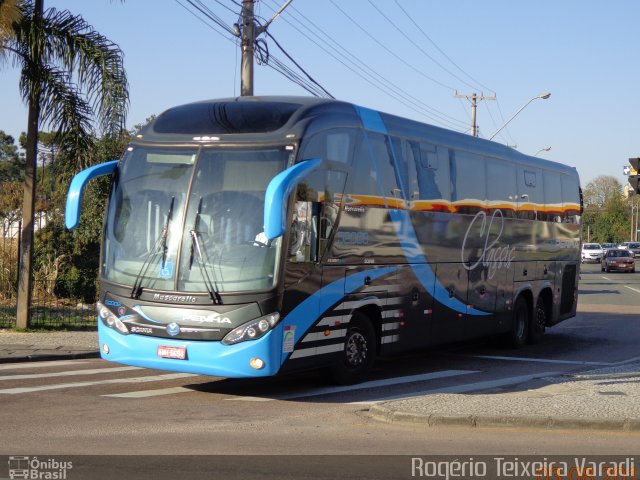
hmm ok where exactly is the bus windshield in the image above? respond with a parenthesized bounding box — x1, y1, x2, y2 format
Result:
(102, 144, 290, 294)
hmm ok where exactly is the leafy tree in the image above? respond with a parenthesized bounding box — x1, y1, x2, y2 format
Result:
(0, 130, 24, 182)
(41, 131, 130, 302)
(1, 0, 129, 326)
(582, 175, 630, 243)
(582, 175, 622, 208)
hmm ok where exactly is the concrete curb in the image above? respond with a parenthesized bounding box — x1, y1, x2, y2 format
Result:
(0, 350, 99, 364)
(368, 404, 640, 432)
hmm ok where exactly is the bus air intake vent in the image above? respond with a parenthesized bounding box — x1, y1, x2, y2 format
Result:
(153, 101, 301, 135)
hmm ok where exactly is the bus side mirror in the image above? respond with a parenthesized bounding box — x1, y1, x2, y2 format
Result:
(263, 158, 321, 240)
(65, 160, 119, 230)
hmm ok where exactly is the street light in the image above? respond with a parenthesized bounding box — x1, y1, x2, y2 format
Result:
(489, 92, 551, 141)
(534, 147, 551, 156)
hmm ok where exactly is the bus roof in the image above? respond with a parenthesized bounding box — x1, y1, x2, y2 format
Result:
(137, 95, 577, 178)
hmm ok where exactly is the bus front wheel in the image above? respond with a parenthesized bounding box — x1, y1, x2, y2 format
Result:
(328, 312, 376, 385)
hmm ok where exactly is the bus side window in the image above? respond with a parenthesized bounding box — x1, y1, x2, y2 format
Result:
(451, 150, 486, 214)
(561, 175, 581, 224)
(486, 159, 517, 218)
(289, 198, 317, 263)
(518, 168, 543, 220)
(543, 172, 563, 222)
(366, 132, 401, 206)
(299, 130, 350, 258)
(416, 142, 444, 201)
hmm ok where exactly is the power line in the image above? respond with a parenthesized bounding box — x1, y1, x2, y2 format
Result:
(262, 30, 334, 98)
(391, 0, 495, 95)
(328, 0, 456, 92)
(368, 0, 482, 93)
(262, 0, 467, 129)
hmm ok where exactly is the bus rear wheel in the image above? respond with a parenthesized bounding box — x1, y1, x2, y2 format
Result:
(508, 296, 529, 348)
(328, 312, 376, 385)
(528, 295, 547, 344)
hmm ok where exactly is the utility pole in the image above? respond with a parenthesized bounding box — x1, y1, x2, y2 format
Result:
(238, 0, 293, 96)
(454, 91, 496, 137)
(240, 0, 256, 96)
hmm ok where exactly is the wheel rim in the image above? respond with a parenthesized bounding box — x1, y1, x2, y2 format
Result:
(515, 308, 526, 339)
(345, 330, 368, 367)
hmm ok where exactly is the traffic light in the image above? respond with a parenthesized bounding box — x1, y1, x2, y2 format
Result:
(628, 158, 640, 194)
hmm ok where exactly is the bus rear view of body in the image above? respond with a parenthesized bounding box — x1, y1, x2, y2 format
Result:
(66, 96, 581, 384)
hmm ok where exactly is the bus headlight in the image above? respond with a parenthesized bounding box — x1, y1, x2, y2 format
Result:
(222, 312, 280, 345)
(96, 302, 129, 335)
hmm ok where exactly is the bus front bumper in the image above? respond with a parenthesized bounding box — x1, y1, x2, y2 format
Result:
(98, 320, 285, 378)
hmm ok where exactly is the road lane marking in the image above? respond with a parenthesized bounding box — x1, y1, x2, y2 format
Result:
(0, 360, 90, 371)
(0, 373, 197, 394)
(624, 285, 640, 294)
(601, 276, 612, 281)
(0, 366, 141, 381)
(230, 370, 478, 402)
(103, 386, 192, 398)
(449, 354, 613, 366)
(353, 371, 561, 404)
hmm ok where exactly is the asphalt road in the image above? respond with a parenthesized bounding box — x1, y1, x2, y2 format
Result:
(0, 264, 638, 479)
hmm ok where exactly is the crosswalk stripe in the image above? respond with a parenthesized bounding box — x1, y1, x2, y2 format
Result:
(352, 371, 561, 404)
(0, 366, 141, 381)
(0, 360, 90, 371)
(102, 386, 192, 398)
(230, 370, 478, 402)
(0, 372, 197, 395)
(448, 354, 612, 366)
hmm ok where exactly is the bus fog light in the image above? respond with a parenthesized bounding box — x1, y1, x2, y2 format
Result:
(102, 343, 110, 354)
(249, 357, 265, 370)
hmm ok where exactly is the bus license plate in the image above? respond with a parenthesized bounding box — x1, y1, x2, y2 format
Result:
(157, 345, 187, 360)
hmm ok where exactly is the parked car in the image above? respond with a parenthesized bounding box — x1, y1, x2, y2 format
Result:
(581, 243, 603, 263)
(601, 242, 617, 252)
(601, 249, 635, 273)
(618, 242, 640, 258)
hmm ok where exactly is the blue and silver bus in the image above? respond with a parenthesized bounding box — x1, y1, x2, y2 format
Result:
(66, 96, 581, 384)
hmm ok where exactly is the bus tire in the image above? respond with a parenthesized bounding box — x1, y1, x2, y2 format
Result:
(509, 296, 529, 348)
(528, 295, 546, 344)
(328, 312, 376, 385)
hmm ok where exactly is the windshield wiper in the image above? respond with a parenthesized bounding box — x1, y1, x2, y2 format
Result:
(189, 197, 222, 304)
(130, 196, 175, 299)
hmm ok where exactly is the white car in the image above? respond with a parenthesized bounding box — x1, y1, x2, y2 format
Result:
(581, 243, 603, 263)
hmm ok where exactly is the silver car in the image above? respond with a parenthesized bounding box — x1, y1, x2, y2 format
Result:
(581, 243, 603, 263)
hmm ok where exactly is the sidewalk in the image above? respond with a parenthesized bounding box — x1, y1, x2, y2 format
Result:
(1, 328, 639, 433)
(0, 330, 99, 363)
(370, 360, 640, 432)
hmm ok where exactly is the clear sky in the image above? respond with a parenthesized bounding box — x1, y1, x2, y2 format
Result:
(1, 0, 639, 187)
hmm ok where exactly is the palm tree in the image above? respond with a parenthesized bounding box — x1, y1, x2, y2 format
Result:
(1, 0, 129, 327)
(0, 0, 21, 42)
